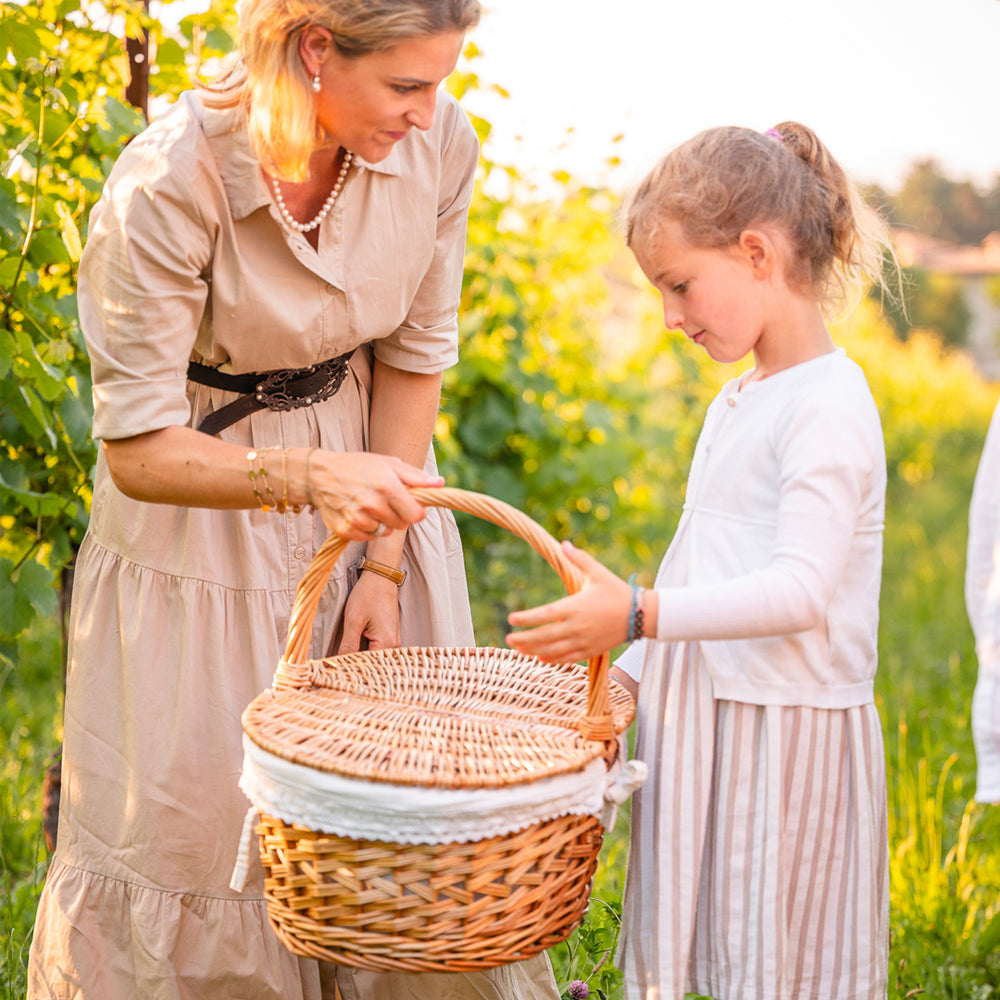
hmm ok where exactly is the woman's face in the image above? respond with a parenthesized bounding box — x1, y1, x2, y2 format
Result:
(311, 30, 466, 163)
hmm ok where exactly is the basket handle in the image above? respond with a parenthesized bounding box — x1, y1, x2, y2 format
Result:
(279, 486, 614, 744)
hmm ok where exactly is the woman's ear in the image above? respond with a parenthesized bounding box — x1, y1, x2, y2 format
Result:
(298, 25, 334, 77)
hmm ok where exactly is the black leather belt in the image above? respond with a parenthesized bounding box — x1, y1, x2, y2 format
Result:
(188, 353, 352, 436)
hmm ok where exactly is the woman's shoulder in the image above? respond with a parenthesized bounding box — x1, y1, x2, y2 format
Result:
(83, 91, 238, 250)
(105, 92, 222, 191)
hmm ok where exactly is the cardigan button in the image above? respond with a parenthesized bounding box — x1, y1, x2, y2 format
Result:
(727, 397, 736, 407)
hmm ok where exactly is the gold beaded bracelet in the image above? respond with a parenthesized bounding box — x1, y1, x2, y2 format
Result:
(247, 447, 304, 514)
(247, 448, 277, 512)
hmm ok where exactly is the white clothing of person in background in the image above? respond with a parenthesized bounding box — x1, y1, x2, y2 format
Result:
(967, 398, 1000, 803)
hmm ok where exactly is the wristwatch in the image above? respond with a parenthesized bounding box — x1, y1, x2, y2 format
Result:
(357, 557, 407, 586)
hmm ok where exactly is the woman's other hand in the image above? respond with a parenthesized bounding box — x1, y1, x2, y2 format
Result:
(337, 569, 401, 653)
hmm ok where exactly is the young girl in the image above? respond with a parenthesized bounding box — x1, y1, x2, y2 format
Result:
(507, 122, 892, 1000)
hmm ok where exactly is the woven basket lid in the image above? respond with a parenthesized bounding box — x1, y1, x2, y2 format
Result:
(242, 645, 635, 790)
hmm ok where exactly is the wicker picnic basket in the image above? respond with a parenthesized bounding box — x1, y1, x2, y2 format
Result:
(238, 487, 639, 972)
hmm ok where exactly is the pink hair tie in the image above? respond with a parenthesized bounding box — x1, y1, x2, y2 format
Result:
(764, 128, 784, 142)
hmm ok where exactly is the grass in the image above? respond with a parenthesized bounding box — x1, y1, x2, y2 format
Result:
(1, 624, 62, 1000)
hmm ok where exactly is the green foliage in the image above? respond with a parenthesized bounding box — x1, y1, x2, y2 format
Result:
(0, 0, 144, 658)
(0, 0, 238, 661)
(880, 267, 972, 348)
(1, 618, 61, 1000)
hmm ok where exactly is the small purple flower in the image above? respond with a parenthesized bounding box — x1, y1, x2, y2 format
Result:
(568, 981, 590, 1000)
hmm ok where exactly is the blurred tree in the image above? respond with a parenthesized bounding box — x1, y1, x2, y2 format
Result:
(879, 266, 972, 349)
(890, 159, 1000, 245)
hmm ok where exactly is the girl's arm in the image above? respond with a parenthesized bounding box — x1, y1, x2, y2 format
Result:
(336, 360, 443, 653)
(510, 374, 882, 664)
(507, 508, 855, 664)
(103, 425, 440, 540)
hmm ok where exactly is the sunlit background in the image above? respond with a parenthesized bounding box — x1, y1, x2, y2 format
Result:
(464, 0, 1000, 191)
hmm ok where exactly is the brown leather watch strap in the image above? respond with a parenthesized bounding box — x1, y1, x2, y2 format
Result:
(357, 557, 406, 586)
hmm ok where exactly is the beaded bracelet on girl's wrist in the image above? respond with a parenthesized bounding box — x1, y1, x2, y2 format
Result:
(627, 574, 645, 642)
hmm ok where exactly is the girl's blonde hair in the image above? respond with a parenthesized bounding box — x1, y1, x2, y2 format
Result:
(200, 0, 481, 181)
(624, 122, 895, 313)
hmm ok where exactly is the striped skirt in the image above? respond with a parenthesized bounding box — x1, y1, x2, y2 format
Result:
(616, 644, 889, 1000)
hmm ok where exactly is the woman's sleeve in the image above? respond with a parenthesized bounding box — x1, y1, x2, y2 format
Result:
(652, 387, 884, 641)
(372, 98, 479, 374)
(79, 132, 215, 441)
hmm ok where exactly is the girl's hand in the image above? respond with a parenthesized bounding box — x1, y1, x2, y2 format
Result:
(307, 450, 442, 541)
(506, 541, 633, 663)
(337, 570, 402, 653)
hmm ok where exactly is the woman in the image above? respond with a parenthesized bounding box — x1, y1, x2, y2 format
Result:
(27, 1, 559, 997)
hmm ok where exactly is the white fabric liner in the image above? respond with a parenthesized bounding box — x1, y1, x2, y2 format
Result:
(231, 733, 647, 892)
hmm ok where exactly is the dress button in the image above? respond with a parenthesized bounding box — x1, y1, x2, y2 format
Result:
(293, 546, 306, 560)
(727, 397, 736, 407)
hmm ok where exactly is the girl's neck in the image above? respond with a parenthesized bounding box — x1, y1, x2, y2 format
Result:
(745, 295, 835, 386)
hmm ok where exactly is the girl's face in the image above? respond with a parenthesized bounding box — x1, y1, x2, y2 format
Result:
(633, 219, 770, 365)
(312, 31, 466, 163)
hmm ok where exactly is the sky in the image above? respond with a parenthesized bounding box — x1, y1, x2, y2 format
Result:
(458, 0, 1000, 194)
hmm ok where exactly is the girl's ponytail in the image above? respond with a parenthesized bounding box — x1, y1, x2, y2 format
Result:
(767, 121, 894, 310)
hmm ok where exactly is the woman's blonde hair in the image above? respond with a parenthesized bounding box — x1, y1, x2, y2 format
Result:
(201, 0, 481, 180)
(624, 122, 895, 313)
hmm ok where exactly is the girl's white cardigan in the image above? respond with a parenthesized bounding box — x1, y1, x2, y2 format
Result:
(619, 349, 886, 710)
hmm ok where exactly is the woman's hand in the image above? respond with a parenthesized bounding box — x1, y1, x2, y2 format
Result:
(337, 570, 401, 653)
(305, 448, 441, 541)
(506, 541, 634, 663)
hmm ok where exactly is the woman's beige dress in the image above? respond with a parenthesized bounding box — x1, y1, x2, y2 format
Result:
(27, 90, 558, 1000)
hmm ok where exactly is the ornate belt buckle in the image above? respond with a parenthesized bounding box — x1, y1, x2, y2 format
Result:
(253, 358, 349, 413)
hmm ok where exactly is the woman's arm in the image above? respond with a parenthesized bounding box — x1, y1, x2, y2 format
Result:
(336, 360, 443, 651)
(103, 424, 439, 540)
(362, 360, 443, 566)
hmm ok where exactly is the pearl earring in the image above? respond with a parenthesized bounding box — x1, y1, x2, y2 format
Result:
(311, 70, 321, 94)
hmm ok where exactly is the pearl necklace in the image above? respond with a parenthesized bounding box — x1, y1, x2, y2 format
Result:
(270, 150, 353, 234)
